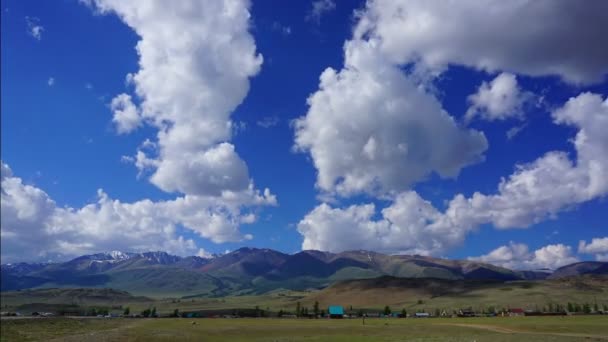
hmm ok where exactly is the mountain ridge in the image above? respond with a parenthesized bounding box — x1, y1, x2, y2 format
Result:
(2, 247, 606, 296)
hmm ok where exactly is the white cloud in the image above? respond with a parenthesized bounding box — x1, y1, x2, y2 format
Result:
(468, 242, 579, 270)
(353, 0, 608, 84)
(453, 93, 608, 229)
(149, 142, 250, 196)
(110, 93, 141, 134)
(295, 0, 608, 254)
(506, 124, 526, 140)
(294, 40, 488, 197)
(578, 237, 608, 261)
(85, 0, 266, 197)
(25, 16, 43, 40)
(299, 191, 471, 255)
(256, 116, 279, 128)
(465, 73, 532, 122)
(306, 0, 336, 24)
(47, 77, 55, 86)
(298, 92, 608, 254)
(1, 161, 276, 263)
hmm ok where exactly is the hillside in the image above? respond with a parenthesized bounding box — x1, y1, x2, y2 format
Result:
(303, 275, 608, 311)
(2, 248, 606, 297)
(0, 287, 152, 314)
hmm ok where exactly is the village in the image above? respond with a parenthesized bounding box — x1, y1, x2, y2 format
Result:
(3, 301, 606, 320)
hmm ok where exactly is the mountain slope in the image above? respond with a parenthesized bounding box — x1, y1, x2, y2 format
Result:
(2, 248, 604, 296)
(548, 261, 608, 279)
(302, 275, 608, 310)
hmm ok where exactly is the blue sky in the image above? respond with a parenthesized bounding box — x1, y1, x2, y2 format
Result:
(1, 0, 607, 268)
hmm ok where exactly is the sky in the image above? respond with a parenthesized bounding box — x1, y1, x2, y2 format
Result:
(1, 0, 607, 269)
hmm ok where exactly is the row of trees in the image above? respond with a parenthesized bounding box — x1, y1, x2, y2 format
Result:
(280, 302, 608, 319)
(87, 301, 608, 318)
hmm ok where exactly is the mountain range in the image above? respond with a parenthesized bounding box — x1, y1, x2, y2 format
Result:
(2, 248, 606, 297)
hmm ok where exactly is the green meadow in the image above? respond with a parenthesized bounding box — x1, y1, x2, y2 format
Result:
(2, 316, 607, 342)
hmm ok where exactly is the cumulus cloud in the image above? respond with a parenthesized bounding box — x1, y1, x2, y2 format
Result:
(294, 40, 488, 197)
(85, 0, 265, 197)
(465, 73, 532, 122)
(452, 93, 608, 229)
(1, 161, 276, 263)
(299, 191, 471, 255)
(306, 0, 336, 25)
(295, 0, 608, 254)
(578, 237, 608, 261)
(353, 0, 608, 84)
(298, 92, 608, 254)
(110, 93, 141, 134)
(47, 77, 55, 86)
(25, 16, 43, 40)
(468, 242, 579, 270)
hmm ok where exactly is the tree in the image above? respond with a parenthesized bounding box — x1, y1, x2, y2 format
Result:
(151, 307, 157, 317)
(278, 309, 284, 318)
(401, 309, 407, 318)
(142, 308, 151, 317)
(583, 303, 591, 314)
(434, 308, 440, 317)
(313, 301, 319, 317)
(567, 302, 574, 312)
(88, 307, 97, 316)
(593, 303, 599, 313)
(173, 309, 179, 317)
(296, 302, 301, 318)
(383, 306, 391, 316)
(124, 307, 130, 316)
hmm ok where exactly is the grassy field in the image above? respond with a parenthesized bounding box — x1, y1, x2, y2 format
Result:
(1, 316, 607, 341)
(2, 276, 606, 317)
(303, 277, 608, 313)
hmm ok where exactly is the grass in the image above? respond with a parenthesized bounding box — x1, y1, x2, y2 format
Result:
(0, 317, 132, 342)
(303, 277, 608, 312)
(2, 276, 606, 316)
(1, 316, 607, 341)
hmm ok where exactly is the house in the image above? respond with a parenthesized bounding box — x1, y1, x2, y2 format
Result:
(458, 309, 475, 317)
(328, 306, 344, 319)
(414, 312, 430, 318)
(508, 308, 525, 316)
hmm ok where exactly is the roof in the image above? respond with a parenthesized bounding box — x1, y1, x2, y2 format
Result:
(509, 308, 525, 313)
(328, 306, 344, 315)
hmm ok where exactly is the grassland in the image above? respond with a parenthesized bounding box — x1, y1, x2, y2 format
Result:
(2, 276, 606, 317)
(1, 316, 607, 341)
(303, 276, 608, 313)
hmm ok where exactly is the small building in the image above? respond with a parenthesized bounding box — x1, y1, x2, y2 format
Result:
(508, 308, 525, 316)
(458, 309, 475, 317)
(328, 306, 344, 319)
(414, 312, 430, 318)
